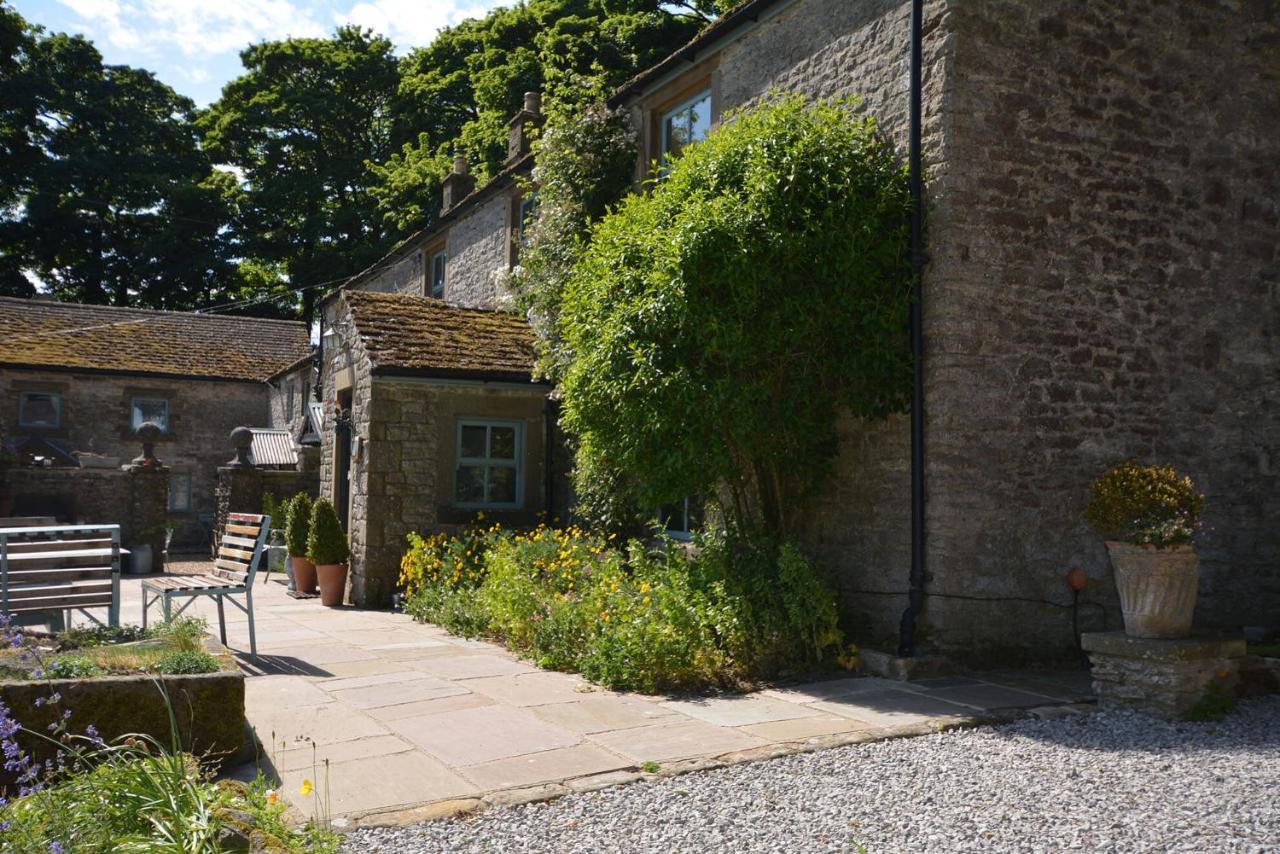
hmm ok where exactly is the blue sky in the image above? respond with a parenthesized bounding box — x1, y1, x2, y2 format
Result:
(13, 0, 506, 105)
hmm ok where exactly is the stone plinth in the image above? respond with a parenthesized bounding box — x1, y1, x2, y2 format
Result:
(1082, 631, 1246, 718)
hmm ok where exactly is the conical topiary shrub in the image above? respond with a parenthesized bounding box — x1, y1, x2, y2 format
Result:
(285, 492, 317, 594)
(308, 497, 349, 606)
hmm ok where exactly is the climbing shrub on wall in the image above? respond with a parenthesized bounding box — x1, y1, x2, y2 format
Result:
(556, 95, 912, 538)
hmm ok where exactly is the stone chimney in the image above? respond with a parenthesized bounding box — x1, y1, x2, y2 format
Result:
(505, 92, 544, 166)
(441, 154, 475, 213)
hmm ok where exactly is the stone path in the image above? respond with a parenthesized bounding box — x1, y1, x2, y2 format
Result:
(111, 562, 1094, 826)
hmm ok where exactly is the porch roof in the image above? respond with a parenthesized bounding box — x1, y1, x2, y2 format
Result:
(341, 291, 539, 383)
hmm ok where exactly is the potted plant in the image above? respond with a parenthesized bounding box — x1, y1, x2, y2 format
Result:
(1085, 461, 1205, 639)
(308, 497, 349, 607)
(285, 492, 317, 594)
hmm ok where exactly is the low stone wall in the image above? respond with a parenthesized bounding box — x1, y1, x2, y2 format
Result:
(1082, 631, 1249, 718)
(0, 667, 245, 784)
(3, 464, 169, 571)
(213, 462, 319, 548)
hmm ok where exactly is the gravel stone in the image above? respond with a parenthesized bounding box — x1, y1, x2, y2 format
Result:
(343, 696, 1280, 853)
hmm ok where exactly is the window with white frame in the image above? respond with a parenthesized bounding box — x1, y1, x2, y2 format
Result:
(657, 497, 703, 541)
(131, 397, 169, 433)
(660, 90, 712, 163)
(430, 250, 447, 298)
(18, 391, 60, 429)
(455, 420, 523, 508)
(169, 471, 192, 512)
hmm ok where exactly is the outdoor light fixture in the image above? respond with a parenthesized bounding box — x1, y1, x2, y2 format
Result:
(1066, 566, 1088, 592)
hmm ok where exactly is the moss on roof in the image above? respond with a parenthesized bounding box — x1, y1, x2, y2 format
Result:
(341, 291, 537, 380)
(0, 297, 311, 382)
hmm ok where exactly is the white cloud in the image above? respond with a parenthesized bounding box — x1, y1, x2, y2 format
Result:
(56, 0, 327, 60)
(335, 0, 495, 51)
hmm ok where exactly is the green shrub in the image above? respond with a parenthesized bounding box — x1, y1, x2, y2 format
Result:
(57, 624, 151, 650)
(554, 95, 912, 535)
(307, 497, 349, 565)
(1085, 461, 1204, 547)
(399, 524, 844, 693)
(153, 649, 220, 675)
(284, 491, 312, 557)
(44, 655, 104, 679)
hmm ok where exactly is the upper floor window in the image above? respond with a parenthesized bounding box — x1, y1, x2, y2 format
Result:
(517, 193, 539, 245)
(131, 397, 169, 433)
(455, 419, 523, 509)
(286, 383, 296, 421)
(430, 250, 447, 298)
(18, 391, 60, 429)
(661, 90, 712, 163)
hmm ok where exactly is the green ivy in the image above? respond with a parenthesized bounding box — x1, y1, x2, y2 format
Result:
(554, 95, 912, 536)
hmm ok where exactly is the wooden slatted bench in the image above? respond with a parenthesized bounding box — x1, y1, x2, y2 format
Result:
(142, 512, 269, 657)
(0, 524, 122, 628)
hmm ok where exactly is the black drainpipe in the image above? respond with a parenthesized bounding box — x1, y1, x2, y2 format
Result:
(897, 0, 926, 658)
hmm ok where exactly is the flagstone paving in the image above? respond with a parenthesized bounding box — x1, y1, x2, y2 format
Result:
(104, 562, 1094, 825)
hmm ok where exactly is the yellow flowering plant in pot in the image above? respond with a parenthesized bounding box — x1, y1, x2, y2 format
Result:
(308, 497, 350, 607)
(1084, 461, 1205, 639)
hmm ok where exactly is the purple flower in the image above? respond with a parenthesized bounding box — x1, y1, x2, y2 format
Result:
(50, 843, 65, 854)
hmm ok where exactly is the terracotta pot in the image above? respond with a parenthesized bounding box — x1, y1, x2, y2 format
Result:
(291, 556, 317, 594)
(316, 563, 348, 607)
(1105, 541, 1199, 639)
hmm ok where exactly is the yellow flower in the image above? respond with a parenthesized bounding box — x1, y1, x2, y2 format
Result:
(300, 779, 314, 796)
(642, 595, 651, 605)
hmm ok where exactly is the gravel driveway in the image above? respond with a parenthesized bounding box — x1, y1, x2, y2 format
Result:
(344, 696, 1280, 853)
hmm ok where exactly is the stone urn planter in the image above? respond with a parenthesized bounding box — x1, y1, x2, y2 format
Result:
(1106, 542, 1199, 639)
(316, 562, 348, 607)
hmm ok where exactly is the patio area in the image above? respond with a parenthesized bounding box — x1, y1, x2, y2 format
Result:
(111, 560, 1095, 826)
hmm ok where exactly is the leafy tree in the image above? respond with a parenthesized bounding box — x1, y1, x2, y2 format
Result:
(554, 96, 913, 537)
(372, 0, 716, 236)
(0, 4, 239, 307)
(201, 27, 404, 319)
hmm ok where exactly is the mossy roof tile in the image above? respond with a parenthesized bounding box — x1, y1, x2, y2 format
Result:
(0, 297, 311, 382)
(342, 291, 536, 380)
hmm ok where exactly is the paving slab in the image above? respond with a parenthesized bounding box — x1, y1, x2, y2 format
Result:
(739, 714, 878, 742)
(277, 750, 478, 817)
(589, 719, 766, 763)
(660, 694, 823, 727)
(260, 643, 379, 667)
(531, 696, 683, 734)
(317, 669, 439, 693)
(761, 676, 900, 704)
(808, 689, 974, 727)
(917, 683, 1063, 711)
(244, 675, 334, 710)
(368, 692, 497, 722)
(390, 705, 581, 766)
(330, 676, 471, 710)
(250, 702, 390, 750)
(409, 653, 540, 680)
(272, 734, 416, 772)
(466, 671, 599, 706)
(460, 744, 631, 790)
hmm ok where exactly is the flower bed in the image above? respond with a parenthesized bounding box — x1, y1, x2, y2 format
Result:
(400, 524, 852, 693)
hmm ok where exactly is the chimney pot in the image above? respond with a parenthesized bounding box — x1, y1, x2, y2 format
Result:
(523, 91, 541, 115)
(453, 154, 468, 175)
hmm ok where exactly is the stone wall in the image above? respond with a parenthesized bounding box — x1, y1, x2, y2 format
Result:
(4, 463, 169, 570)
(915, 0, 1280, 658)
(0, 368, 271, 548)
(444, 190, 513, 309)
(354, 247, 425, 296)
(213, 466, 318, 547)
(268, 361, 315, 434)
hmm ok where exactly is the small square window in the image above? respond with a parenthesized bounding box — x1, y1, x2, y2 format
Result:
(455, 420, 523, 509)
(18, 392, 60, 429)
(169, 471, 192, 512)
(131, 397, 169, 433)
(657, 497, 703, 540)
(431, 250, 447, 298)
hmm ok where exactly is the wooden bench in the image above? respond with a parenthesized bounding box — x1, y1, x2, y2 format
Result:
(0, 524, 122, 627)
(142, 512, 269, 657)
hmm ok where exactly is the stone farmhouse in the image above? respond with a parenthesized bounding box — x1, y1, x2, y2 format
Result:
(319, 0, 1277, 663)
(0, 297, 312, 549)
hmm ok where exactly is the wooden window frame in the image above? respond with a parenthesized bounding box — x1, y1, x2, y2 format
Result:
(455, 419, 524, 510)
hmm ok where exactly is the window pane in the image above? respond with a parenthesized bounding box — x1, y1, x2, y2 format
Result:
(488, 466, 517, 504)
(489, 426, 517, 460)
(132, 398, 168, 432)
(19, 393, 59, 428)
(459, 424, 487, 458)
(662, 91, 711, 161)
(456, 465, 486, 503)
(432, 253, 446, 297)
(658, 502, 687, 533)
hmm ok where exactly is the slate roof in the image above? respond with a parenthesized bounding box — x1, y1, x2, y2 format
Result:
(0, 297, 311, 382)
(341, 291, 538, 381)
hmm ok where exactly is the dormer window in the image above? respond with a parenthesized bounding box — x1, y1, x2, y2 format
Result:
(660, 90, 712, 163)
